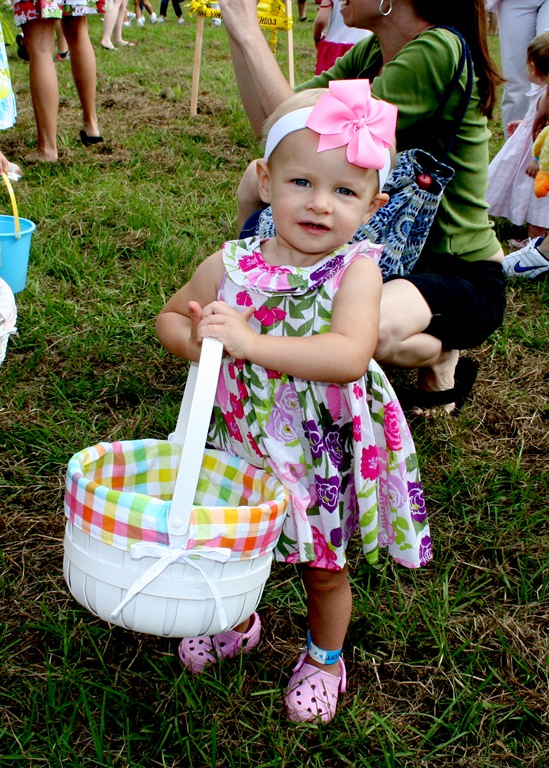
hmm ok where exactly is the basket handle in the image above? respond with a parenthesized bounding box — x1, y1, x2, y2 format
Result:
(1, 172, 20, 240)
(168, 336, 224, 537)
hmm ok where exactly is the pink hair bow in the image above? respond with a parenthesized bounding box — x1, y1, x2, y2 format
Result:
(305, 80, 397, 169)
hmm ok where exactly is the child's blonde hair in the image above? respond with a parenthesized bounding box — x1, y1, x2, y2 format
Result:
(261, 89, 328, 146)
(261, 88, 397, 172)
(527, 31, 549, 76)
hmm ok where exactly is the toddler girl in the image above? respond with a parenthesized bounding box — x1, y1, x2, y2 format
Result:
(156, 81, 432, 724)
(487, 31, 549, 244)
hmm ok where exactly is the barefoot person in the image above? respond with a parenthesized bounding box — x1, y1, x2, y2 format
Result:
(219, 0, 507, 412)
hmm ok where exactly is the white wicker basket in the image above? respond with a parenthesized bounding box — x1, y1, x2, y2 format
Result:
(0, 276, 16, 366)
(63, 338, 289, 637)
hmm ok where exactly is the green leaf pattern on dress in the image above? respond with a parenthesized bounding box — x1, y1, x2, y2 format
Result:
(207, 237, 432, 571)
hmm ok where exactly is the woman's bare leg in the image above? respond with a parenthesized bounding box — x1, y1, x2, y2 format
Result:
(63, 15, 100, 138)
(100, 0, 122, 48)
(23, 18, 58, 162)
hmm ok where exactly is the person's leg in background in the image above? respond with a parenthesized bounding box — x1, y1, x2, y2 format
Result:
(22, 18, 58, 162)
(498, 0, 538, 136)
(101, 0, 123, 48)
(63, 14, 102, 140)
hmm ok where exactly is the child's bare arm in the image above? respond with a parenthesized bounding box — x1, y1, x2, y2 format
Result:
(197, 257, 382, 383)
(525, 158, 539, 178)
(155, 251, 225, 362)
(313, 3, 331, 42)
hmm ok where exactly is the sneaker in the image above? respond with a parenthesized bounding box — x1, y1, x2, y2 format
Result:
(137, 16, 145, 26)
(155, 16, 165, 23)
(127, 11, 136, 19)
(123, 19, 132, 26)
(503, 237, 549, 279)
(150, 12, 157, 21)
(177, 16, 185, 23)
(212, 17, 222, 26)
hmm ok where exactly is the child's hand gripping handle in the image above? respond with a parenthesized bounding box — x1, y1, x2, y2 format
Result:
(168, 337, 224, 538)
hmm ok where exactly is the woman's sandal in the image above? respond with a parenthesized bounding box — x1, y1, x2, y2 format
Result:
(79, 130, 104, 147)
(178, 612, 261, 674)
(285, 651, 347, 723)
(395, 357, 479, 416)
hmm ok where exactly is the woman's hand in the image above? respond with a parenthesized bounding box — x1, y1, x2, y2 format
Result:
(196, 300, 257, 359)
(0, 152, 10, 175)
(217, 0, 262, 40)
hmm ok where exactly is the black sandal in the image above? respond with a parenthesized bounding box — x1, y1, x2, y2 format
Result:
(80, 130, 104, 147)
(395, 357, 479, 415)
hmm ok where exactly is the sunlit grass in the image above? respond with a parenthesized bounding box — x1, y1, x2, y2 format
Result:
(0, 15, 547, 768)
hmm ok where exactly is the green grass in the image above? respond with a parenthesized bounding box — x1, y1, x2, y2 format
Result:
(1, 15, 548, 768)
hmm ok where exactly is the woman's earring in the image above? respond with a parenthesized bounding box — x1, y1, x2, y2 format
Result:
(379, 0, 393, 15)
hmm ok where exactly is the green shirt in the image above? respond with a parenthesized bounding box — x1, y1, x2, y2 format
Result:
(297, 28, 500, 263)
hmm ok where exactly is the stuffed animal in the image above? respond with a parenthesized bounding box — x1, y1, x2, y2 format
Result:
(533, 125, 549, 197)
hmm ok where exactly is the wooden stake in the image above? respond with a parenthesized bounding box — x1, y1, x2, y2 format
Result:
(190, 14, 206, 116)
(285, 0, 294, 88)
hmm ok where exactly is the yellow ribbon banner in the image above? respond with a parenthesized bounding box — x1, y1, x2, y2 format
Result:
(187, 0, 293, 30)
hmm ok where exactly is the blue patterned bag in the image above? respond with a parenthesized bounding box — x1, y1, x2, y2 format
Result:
(252, 27, 474, 279)
(354, 148, 456, 277)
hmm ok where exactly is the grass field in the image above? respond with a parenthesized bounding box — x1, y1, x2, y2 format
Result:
(0, 13, 548, 768)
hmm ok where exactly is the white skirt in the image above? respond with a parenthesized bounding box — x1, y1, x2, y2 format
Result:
(487, 87, 549, 229)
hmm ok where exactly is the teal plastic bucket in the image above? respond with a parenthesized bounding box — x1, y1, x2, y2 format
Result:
(0, 214, 36, 294)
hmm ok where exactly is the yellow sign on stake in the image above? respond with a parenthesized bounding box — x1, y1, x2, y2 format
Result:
(187, 0, 294, 115)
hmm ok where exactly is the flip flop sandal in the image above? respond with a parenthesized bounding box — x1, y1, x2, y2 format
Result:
(178, 612, 261, 674)
(395, 357, 479, 415)
(285, 651, 346, 723)
(80, 130, 104, 147)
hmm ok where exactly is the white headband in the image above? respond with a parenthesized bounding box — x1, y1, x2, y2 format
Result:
(263, 106, 392, 189)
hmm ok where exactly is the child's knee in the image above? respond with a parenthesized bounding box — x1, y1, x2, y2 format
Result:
(301, 565, 348, 594)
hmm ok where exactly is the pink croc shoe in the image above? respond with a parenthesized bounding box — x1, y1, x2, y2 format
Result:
(178, 612, 261, 674)
(285, 651, 346, 723)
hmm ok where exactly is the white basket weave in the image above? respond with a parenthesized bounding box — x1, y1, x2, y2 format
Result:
(63, 338, 289, 637)
(0, 276, 16, 366)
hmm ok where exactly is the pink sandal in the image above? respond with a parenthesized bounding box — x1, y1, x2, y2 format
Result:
(285, 651, 346, 723)
(178, 612, 261, 674)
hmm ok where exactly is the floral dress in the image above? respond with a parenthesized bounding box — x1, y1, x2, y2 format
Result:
(14, 0, 110, 26)
(207, 237, 432, 571)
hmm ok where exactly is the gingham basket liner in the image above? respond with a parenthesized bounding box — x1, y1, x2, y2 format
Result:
(64, 438, 288, 560)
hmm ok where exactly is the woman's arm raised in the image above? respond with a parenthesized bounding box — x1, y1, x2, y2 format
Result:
(219, 0, 294, 134)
